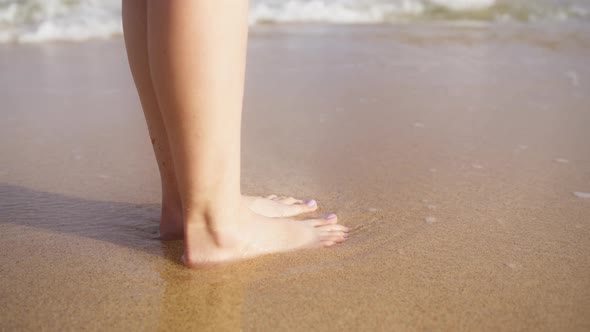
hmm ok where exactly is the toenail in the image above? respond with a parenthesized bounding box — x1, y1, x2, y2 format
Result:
(306, 199, 317, 207)
(326, 213, 337, 219)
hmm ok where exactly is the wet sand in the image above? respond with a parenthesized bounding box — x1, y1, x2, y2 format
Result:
(1, 24, 590, 331)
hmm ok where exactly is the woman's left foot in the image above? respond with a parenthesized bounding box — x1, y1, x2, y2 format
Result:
(243, 194, 318, 218)
(159, 194, 319, 240)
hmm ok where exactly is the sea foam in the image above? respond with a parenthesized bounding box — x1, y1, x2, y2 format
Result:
(573, 192, 590, 198)
(0, 0, 588, 43)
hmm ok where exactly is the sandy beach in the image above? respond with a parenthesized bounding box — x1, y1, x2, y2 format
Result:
(1, 23, 589, 331)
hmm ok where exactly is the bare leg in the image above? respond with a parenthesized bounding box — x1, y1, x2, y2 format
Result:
(122, 0, 183, 239)
(146, 0, 347, 268)
(122, 1, 320, 240)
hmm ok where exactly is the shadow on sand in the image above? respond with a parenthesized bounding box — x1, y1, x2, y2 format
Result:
(0, 182, 184, 262)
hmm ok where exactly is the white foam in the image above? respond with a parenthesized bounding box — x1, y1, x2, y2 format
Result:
(505, 262, 517, 269)
(565, 71, 580, 87)
(424, 216, 437, 223)
(0, 0, 587, 43)
(249, 0, 426, 25)
(430, 0, 495, 11)
(249, 0, 500, 25)
(0, 0, 122, 43)
(573, 192, 590, 198)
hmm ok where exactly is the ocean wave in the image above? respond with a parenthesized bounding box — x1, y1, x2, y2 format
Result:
(249, 0, 589, 24)
(0, 0, 121, 43)
(0, 0, 588, 43)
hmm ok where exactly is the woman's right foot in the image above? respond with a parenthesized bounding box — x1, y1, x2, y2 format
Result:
(182, 201, 348, 269)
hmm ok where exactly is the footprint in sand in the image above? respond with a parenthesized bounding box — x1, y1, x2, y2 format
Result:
(573, 192, 590, 198)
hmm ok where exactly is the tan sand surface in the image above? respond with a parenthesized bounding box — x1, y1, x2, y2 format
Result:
(1, 24, 589, 331)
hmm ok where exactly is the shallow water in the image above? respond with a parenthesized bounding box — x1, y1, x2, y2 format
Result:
(1, 24, 590, 330)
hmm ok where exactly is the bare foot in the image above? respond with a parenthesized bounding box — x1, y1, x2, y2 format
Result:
(159, 194, 319, 240)
(183, 201, 348, 269)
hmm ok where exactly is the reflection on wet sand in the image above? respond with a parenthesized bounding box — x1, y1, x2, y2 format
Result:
(156, 254, 246, 332)
(0, 184, 250, 331)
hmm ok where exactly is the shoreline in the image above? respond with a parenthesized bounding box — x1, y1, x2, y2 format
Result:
(1, 24, 589, 331)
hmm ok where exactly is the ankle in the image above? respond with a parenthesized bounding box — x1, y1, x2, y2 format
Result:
(183, 201, 241, 234)
(160, 201, 182, 223)
(182, 201, 245, 261)
(182, 189, 241, 221)
(159, 187, 184, 240)
(161, 194, 183, 221)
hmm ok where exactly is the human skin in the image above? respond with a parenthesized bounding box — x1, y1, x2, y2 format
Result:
(122, 0, 324, 241)
(122, 0, 348, 268)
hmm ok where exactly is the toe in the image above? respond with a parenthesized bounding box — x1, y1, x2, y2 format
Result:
(304, 219, 328, 227)
(321, 240, 336, 247)
(274, 200, 319, 217)
(319, 232, 347, 241)
(303, 199, 318, 209)
(332, 235, 347, 243)
(324, 213, 338, 223)
(324, 233, 347, 242)
(288, 200, 318, 214)
(317, 224, 349, 232)
(304, 215, 338, 227)
(317, 226, 347, 240)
